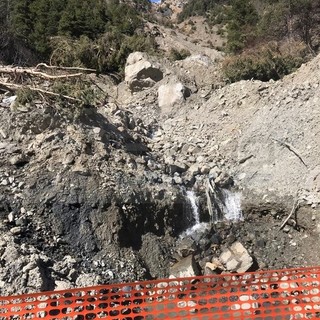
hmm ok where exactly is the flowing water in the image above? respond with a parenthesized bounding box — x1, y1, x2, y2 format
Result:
(183, 188, 243, 237)
(184, 190, 209, 236)
(218, 189, 243, 222)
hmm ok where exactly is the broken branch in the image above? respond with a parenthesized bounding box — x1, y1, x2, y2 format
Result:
(279, 198, 300, 230)
(0, 66, 83, 80)
(0, 81, 82, 103)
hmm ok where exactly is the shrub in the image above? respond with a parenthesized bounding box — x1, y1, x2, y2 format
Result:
(169, 48, 191, 61)
(178, 0, 220, 22)
(50, 32, 157, 74)
(226, 0, 259, 53)
(222, 42, 306, 82)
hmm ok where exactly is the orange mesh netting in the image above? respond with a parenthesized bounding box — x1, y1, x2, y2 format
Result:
(1, 267, 320, 319)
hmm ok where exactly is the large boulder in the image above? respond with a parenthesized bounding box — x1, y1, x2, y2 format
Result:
(125, 52, 163, 92)
(158, 82, 191, 111)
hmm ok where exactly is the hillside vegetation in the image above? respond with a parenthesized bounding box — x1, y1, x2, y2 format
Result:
(178, 0, 320, 82)
(1, 0, 320, 82)
(0, 0, 155, 74)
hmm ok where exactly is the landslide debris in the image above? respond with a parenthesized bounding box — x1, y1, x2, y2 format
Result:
(2, 45, 320, 297)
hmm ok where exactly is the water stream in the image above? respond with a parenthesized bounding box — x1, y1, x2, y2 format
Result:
(213, 188, 243, 222)
(183, 187, 243, 237)
(184, 190, 209, 236)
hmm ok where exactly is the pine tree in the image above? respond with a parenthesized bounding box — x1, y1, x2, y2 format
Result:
(58, 0, 106, 38)
(11, 0, 33, 44)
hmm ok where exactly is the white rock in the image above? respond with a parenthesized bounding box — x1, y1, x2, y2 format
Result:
(76, 273, 101, 287)
(158, 82, 190, 111)
(10, 227, 22, 235)
(125, 52, 163, 92)
(219, 241, 253, 273)
(55, 280, 71, 291)
(8, 212, 15, 223)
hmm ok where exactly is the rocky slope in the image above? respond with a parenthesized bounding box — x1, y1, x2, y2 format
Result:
(1, 35, 320, 297)
(118, 51, 320, 275)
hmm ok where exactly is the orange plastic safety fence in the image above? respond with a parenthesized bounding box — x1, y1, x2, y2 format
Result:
(1, 267, 320, 319)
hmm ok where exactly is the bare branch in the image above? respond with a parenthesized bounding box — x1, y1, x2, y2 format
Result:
(0, 66, 83, 80)
(0, 81, 82, 103)
(34, 63, 96, 73)
(279, 198, 300, 230)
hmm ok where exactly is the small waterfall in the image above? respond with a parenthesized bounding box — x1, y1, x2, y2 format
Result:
(209, 186, 243, 223)
(181, 184, 243, 238)
(184, 190, 209, 236)
(222, 189, 242, 221)
(186, 190, 200, 225)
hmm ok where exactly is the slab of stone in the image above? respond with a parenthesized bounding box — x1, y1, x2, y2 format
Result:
(170, 255, 200, 278)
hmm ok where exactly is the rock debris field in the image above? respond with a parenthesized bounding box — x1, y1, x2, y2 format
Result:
(1, 50, 320, 296)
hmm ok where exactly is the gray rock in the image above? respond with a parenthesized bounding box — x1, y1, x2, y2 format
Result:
(176, 237, 197, 258)
(181, 143, 192, 154)
(158, 82, 191, 110)
(173, 176, 183, 185)
(209, 166, 221, 179)
(283, 225, 291, 233)
(189, 145, 201, 155)
(125, 52, 163, 92)
(27, 267, 45, 290)
(16, 216, 27, 227)
(0, 143, 20, 154)
(188, 164, 200, 176)
(170, 255, 200, 278)
(167, 162, 188, 175)
(200, 165, 210, 174)
(9, 154, 28, 166)
(139, 233, 168, 279)
(0, 129, 7, 139)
